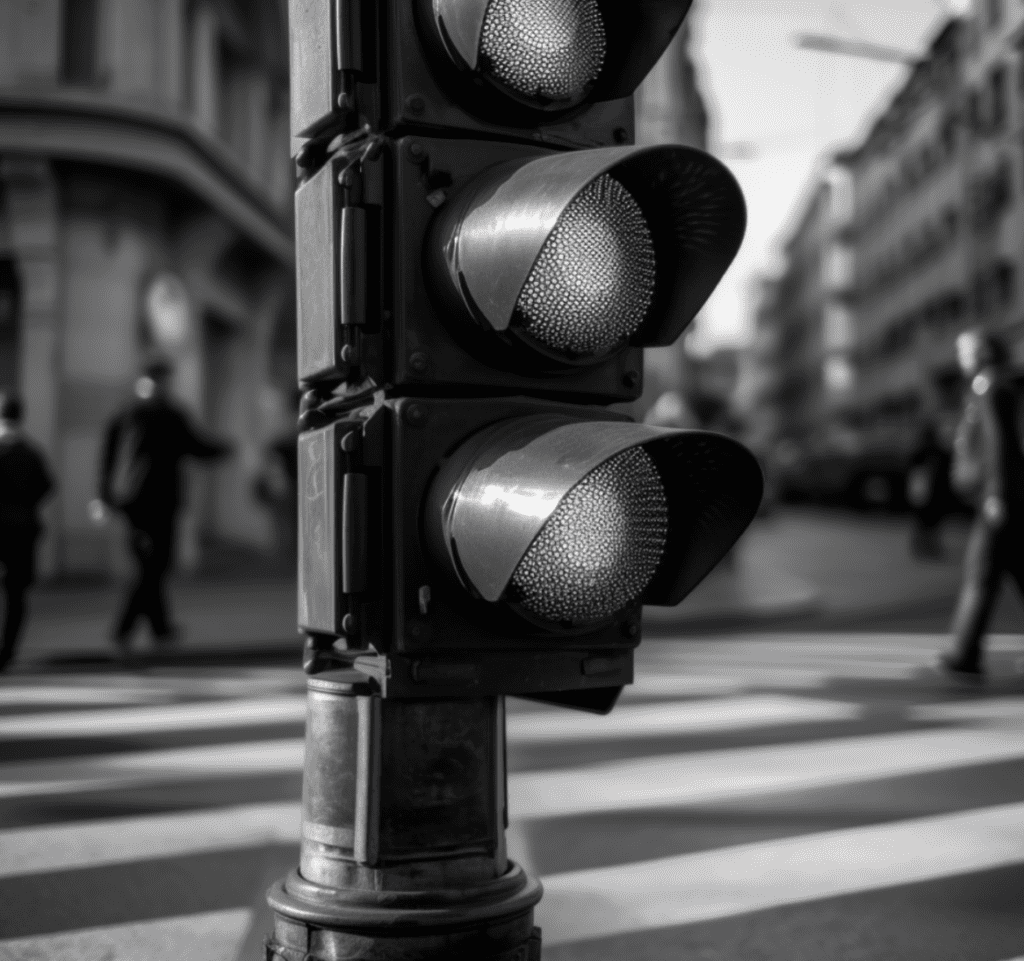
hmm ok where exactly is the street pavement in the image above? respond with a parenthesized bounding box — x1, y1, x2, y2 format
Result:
(14, 575, 299, 667)
(9, 507, 1014, 674)
(652, 507, 1024, 633)
(1, 631, 1023, 960)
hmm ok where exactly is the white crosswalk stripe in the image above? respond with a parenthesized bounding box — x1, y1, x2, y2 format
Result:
(0, 695, 307, 739)
(0, 739, 304, 799)
(0, 910, 253, 961)
(0, 685, 176, 707)
(506, 694, 862, 743)
(4, 690, 1010, 803)
(909, 696, 1024, 723)
(537, 801, 1024, 946)
(0, 803, 301, 879)
(509, 725, 1024, 820)
(639, 633, 1024, 683)
(0, 634, 1022, 960)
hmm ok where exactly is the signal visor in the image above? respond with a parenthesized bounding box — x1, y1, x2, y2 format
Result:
(426, 416, 763, 631)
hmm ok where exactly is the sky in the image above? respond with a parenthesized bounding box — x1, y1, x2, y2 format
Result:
(689, 0, 972, 354)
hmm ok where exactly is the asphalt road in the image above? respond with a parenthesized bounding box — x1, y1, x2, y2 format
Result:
(1, 630, 1023, 960)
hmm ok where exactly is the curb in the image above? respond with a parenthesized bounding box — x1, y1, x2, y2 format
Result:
(644, 567, 822, 635)
(26, 642, 302, 672)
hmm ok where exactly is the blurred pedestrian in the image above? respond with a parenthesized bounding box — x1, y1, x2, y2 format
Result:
(0, 392, 53, 671)
(906, 420, 951, 559)
(99, 358, 232, 656)
(941, 330, 1024, 677)
(253, 429, 298, 560)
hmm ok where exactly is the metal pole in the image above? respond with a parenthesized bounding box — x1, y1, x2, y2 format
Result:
(266, 673, 542, 960)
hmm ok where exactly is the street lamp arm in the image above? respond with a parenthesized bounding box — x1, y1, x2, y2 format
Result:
(794, 32, 920, 66)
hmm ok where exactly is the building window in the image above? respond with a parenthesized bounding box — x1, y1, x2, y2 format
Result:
(0, 257, 19, 392)
(219, 41, 250, 157)
(996, 261, 1015, 306)
(62, 0, 100, 84)
(986, 0, 1003, 31)
(990, 64, 1007, 132)
(941, 114, 957, 156)
(943, 206, 959, 239)
(972, 263, 1013, 316)
(824, 356, 855, 395)
(967, 88, 983, 132)
(823, 304, 853, 351)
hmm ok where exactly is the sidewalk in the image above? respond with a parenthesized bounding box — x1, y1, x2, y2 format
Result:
(646, 508, 980, 633)
(13, 574, 300, 670)
(7, 508, 1015, 669)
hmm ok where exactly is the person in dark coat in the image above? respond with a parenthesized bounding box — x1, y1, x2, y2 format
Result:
(0, 393, 53, 670)
(253, 429, 298, 559)
(906, 420, 952, 559)
(941, 330, 1024, 676)
(99, 359, 231, 653)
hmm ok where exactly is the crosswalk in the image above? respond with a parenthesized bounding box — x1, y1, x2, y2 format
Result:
(0, 633, 1023, 961)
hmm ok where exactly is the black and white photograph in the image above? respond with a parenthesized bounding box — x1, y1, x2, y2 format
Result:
(0, 1, 1022, 958)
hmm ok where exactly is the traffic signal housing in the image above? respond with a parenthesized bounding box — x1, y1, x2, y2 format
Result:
(290, 0, 693, 146)
(277, 2, 764, 958)
(290, 0, 762, 709)
(298, 396, 762, 702)
(296, 138, 745, 399)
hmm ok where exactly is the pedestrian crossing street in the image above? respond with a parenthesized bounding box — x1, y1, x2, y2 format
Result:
(1, 634, 1023, 961)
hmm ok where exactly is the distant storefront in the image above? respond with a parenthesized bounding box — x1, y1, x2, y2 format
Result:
(0, 0, 296, 578)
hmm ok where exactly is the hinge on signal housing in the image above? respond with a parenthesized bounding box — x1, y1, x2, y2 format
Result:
(335, 0, 363, 74)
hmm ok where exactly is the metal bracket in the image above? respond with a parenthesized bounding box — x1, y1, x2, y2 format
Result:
(326, 123, 388, 176)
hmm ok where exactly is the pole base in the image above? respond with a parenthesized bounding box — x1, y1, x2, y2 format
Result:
(266, 861, 542, 961)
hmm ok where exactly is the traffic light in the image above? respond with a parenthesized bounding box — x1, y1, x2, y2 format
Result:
(291, 0, 693, 146)
(297, 137, 745, 398)
(298, 395, 759, 701)
(275, 2, 762, 957)
(290, 0, 761, 707)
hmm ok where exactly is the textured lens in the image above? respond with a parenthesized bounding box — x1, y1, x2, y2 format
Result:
(479, 0, 606, 105)
(514, 174, 656, 359)
(509, 446, 669, 624)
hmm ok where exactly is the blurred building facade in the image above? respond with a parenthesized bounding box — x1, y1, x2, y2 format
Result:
(843, 19, 968, 491)
(962, 0, 1024, 363)
(759, 5, 1024, 505)
(0, 0, 295, 576)
(741, 275, 784, 458)
(633, 8, 710, 423)
(743, 166, 857, 500)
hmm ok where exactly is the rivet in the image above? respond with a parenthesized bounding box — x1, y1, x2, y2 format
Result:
(613, 127, 630, 144)
(407, 140, 426, 162)
(623, 370, 640, 389)
(406, 94, 426, 116)
(405, 403, 426, 426)
(342, 613, 357, 635)
(340, 431, 360, 453)
(408, 351, 428, 372)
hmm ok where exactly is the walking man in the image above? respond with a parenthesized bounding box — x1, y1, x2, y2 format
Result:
(906, 419, 952, 559)
(0, 393, 53, 670)
(942, 330, 1024, 676)
(99, 359, 231, 654)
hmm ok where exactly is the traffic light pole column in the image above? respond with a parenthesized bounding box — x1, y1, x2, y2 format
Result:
(266, 673, 543, 961)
